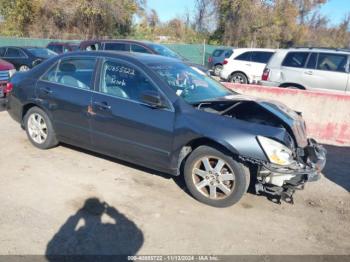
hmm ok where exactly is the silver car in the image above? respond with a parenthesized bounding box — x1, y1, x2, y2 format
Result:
(260, 48, 350, 92)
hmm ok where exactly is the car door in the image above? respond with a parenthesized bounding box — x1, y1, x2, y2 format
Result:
(231, 51, 254, 81)
(3, 47, 27, 69)
(90, 58, 175, 169)
(37, 57, 97, 147)
(280, 52, 310, 86)
(302, 52, 349, 91)
(250, 51, 274, 82)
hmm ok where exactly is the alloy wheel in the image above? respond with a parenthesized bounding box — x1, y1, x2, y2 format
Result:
(19, 65, 30, 72)
(192, 156, 236, 200)
(27, 113, 48, 144)
(232, 74, 246, 84)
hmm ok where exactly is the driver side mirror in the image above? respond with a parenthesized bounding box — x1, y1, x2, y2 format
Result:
(140, 90, 167, 109)
(32, 59, 43, 67)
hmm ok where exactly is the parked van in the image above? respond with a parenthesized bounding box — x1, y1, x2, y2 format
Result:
(260, 47, 350, 92)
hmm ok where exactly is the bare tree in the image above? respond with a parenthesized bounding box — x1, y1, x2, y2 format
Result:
(147, 9, 159, 31)
(194, 0, 217, 33)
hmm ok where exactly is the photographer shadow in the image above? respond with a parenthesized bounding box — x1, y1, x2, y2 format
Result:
(46, 198, 144, 257)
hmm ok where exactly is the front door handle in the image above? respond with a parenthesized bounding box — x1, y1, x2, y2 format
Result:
(304, 71, 313, 75)
(94, 101, 111, 110)
(39, 87, 53, 95)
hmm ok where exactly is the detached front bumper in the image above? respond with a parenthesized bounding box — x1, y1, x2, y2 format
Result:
(255, 139, 326, 203)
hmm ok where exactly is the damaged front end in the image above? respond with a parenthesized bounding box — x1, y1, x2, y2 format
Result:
(196, 95, 327, 204)
(255, 138, 326, 204)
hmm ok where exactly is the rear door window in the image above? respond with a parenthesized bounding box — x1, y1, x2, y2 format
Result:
(251, 51, 274, 63)
(224, 50, 233, 58)
(48, 45, 63, 53)
(235, 52, 252, 62)
(317, 53, 348, 73)
(131, 44, 151, 54)
(85, 44, 99, 51)
(42, 58, 96, 90)
(0, 47, 7, 57)
(5, 48, 26, 58)
(306, 53, 317, 69)
(104, 43, 129, 51)
(282, 52, 309, 68)
(212, 50, 224, 57)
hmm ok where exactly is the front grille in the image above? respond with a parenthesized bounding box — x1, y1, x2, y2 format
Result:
(0, 70, 9, 82)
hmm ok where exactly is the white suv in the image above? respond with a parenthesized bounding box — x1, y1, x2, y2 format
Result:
(220, 48, 275, 84)
(260, 48, 350, 91)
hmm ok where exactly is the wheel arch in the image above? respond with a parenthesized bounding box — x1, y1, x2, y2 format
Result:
(175, 137, 240, 176)
(279, 83, 306, 89)
(177, 137, 254, 193)
(21, 102, 52, 128)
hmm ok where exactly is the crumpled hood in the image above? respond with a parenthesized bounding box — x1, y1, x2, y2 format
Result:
(207, 94, 308, 147)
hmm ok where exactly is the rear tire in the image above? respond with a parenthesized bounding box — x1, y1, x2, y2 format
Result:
(24, 107, 58, 149)
(213, 64, 223, 76)
(230, 72, 248, 84)
(184, 146, 249, 208)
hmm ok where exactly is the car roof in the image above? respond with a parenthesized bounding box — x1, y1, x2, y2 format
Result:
(2, 46, 46, 49)
(233, 48, 275, 52)
(60, 50, 180, 64)
(275, 47, 350, 55)
(48, 42, 79, 46)
(212, 48, 232, 53)
(80, 39, 150, 45)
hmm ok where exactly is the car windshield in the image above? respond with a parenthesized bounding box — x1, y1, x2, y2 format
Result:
(148, 44, 182, 60)
(27, 48, 57, 58)
(149, 62, 234, 104)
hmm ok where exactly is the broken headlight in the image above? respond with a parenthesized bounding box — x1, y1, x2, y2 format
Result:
(257, 136, 295, 166)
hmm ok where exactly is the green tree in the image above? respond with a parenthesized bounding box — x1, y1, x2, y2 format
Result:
(0, 0, 40, 36)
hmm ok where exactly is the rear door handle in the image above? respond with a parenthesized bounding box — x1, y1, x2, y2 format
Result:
(304, 71, 313, 75)
(94, 101, 111, 110)
(39, 87, 53, 94)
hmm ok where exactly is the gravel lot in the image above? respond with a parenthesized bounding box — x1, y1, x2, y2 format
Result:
(0, 108, 349, 255)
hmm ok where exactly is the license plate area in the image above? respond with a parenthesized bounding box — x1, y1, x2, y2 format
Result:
(0, 86, 4, 98)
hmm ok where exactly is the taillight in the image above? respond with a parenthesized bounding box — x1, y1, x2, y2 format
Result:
(208, 57, 213, 63)
(262, 68, 270, 81)
(5, 82, 13, 94)
(223, 59, 228, 65)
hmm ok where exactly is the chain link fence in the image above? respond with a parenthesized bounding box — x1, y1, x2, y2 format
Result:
(0, 37, 229, 66)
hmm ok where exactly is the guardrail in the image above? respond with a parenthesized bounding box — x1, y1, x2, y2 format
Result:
(224, 83, 350, 146)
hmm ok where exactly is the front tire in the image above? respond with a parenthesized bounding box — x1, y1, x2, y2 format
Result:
(184, 146, 249, 208)
(19, 65, 30, 72)
(24, 107, 58, 149)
